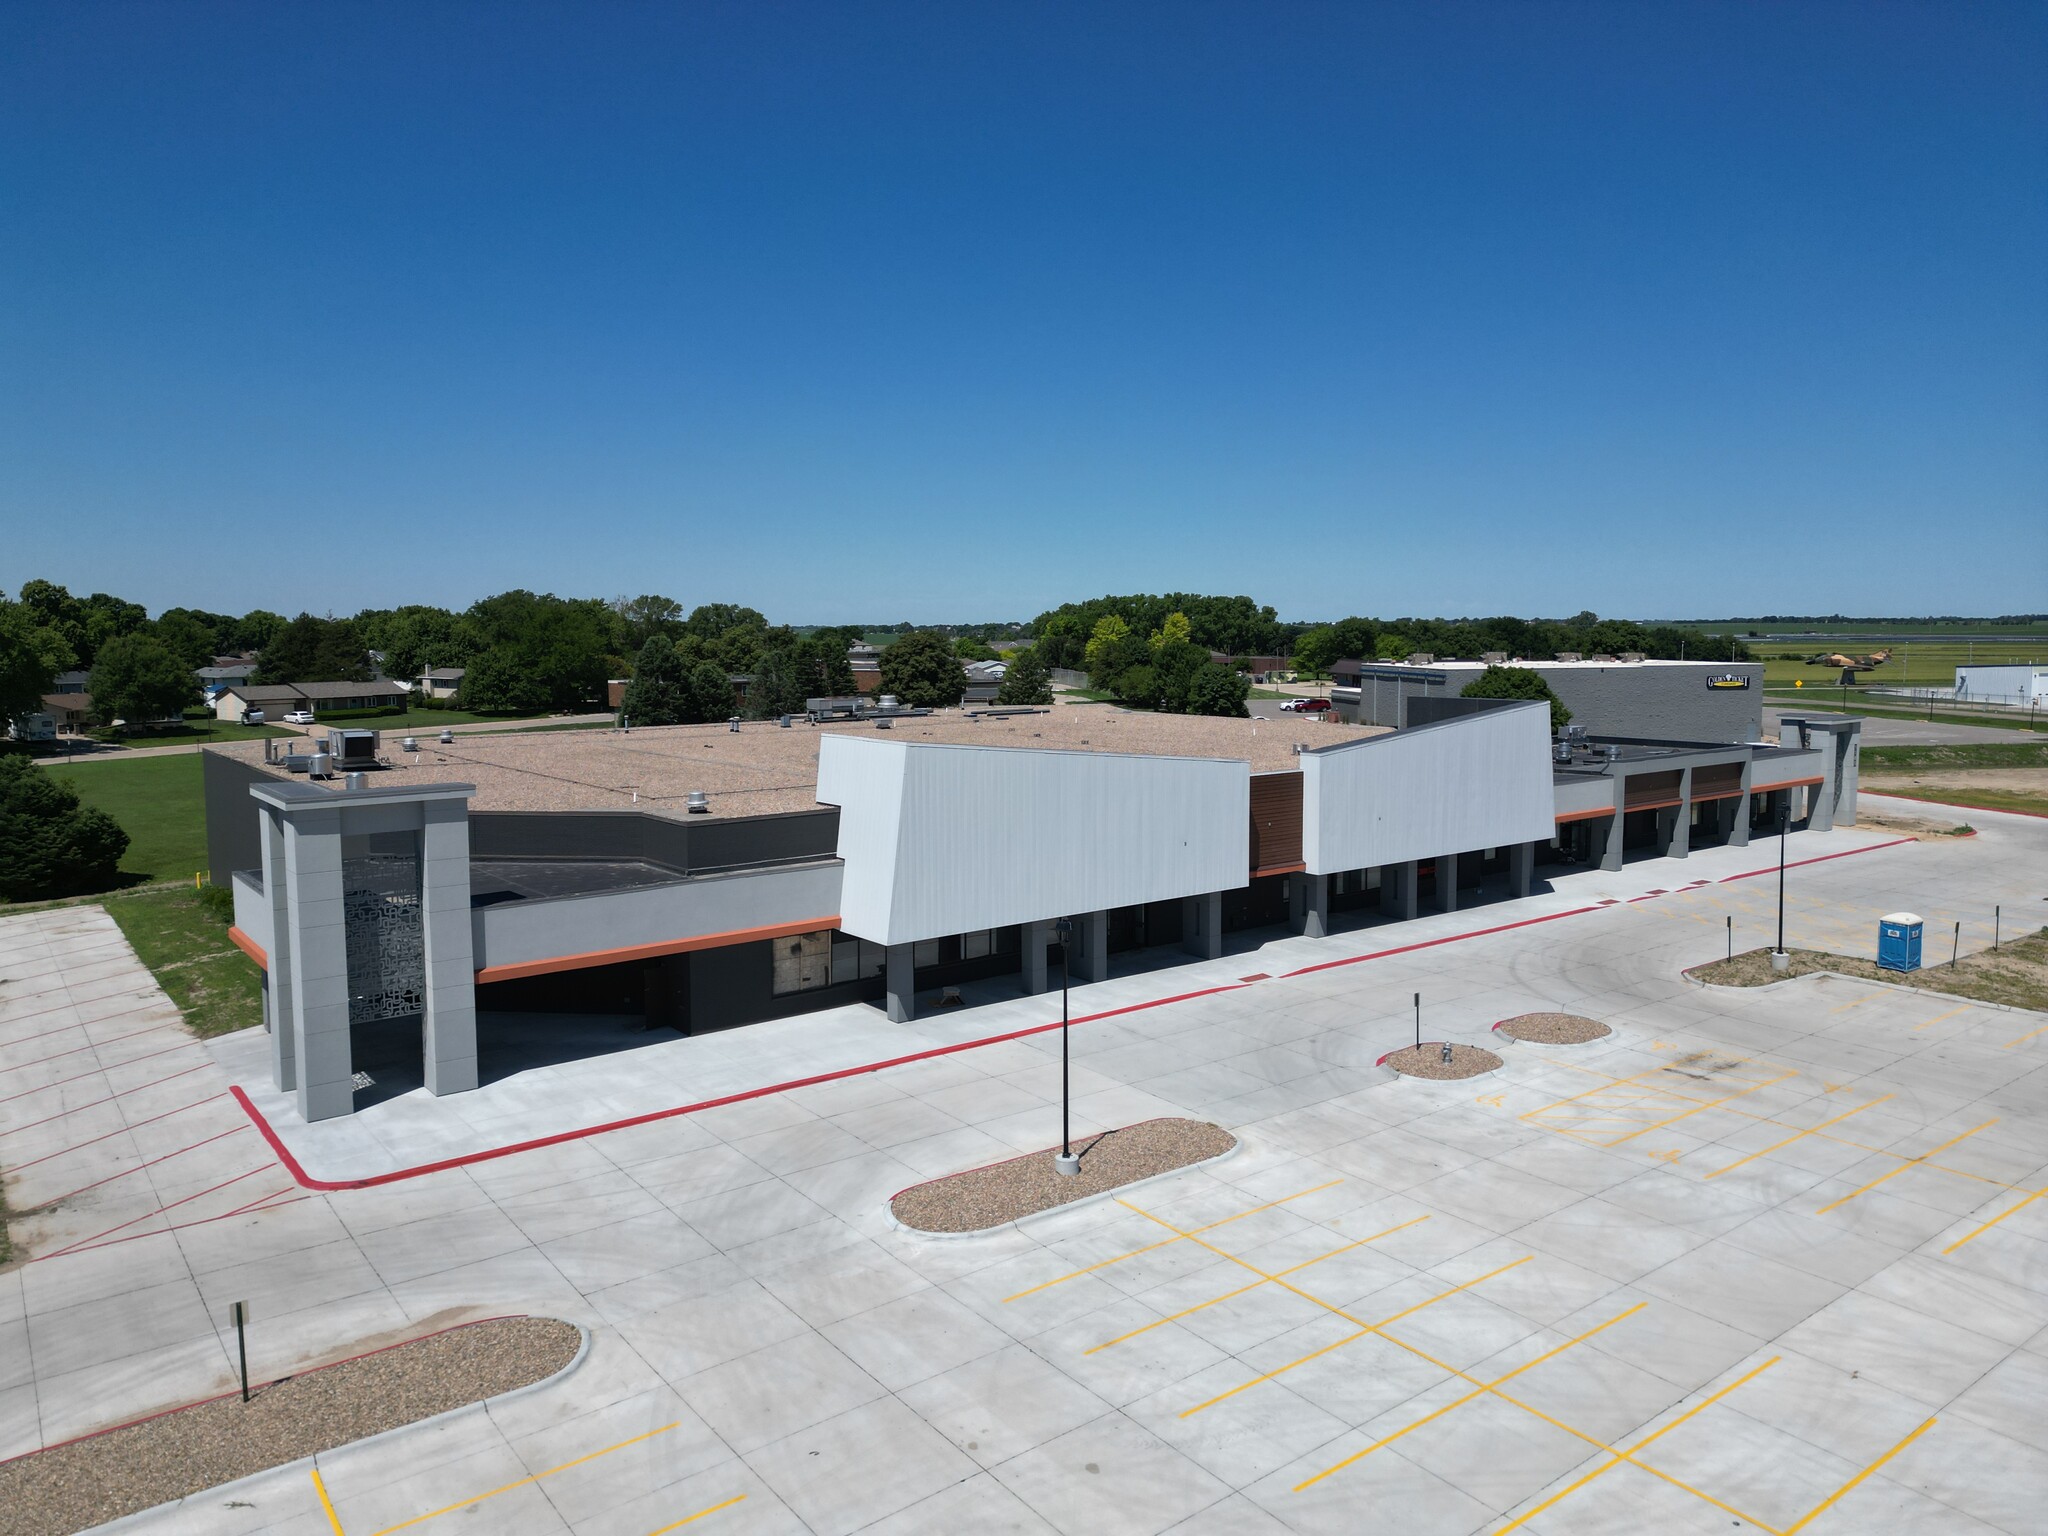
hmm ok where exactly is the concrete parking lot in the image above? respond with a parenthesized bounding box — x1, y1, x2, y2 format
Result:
(3, 803, 2045, 1534)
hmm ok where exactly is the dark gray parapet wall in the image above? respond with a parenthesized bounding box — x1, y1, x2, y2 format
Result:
(1341, 661, 1766, 742)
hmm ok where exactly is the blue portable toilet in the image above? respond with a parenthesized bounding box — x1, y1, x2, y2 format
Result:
(1878, 912, 1923, 972)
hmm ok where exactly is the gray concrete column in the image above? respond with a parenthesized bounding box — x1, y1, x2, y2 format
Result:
(259, 808, 296, 1093)
(1602, 770, 1629, 871)
(1392, 861, 1420, 920)
(282, 807, 351, 1123)
(1181, 892, 1224, 959)
(1664, 768, 1692, 859)
(420, 800, 478, 1096)
(1022, 919, 1052, 995)
(1074, 909, 1111, 984)
(1509, 842, 1534, 900)
(1807, 765, 1837, 832)
(884, 942, 914, 1022)
(1296, 874, 1329, 939)
(1437, 853, 1459, 913)
(1730, 759, 1754, 848)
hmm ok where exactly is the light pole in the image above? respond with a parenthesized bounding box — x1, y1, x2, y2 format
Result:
(1772, 793, 1790, 970)
(1053, 918, 1079, 1176)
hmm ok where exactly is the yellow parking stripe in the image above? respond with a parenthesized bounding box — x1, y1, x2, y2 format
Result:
(1001, 1180, 1341, 1302)
(1814, 1120, 1997, 1215)
(647, 1495, 748, 1532)
(369, 1423, 679, 1535)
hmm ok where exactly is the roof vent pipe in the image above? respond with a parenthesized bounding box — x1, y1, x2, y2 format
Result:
(439, 728, 454, 744)
(686, 790, 709, 814)
(345, 772, 366, 792)
(728, 716, 741, 732)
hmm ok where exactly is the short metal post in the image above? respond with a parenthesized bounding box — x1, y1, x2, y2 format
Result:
(1994, 905, 2001, 950)
(1726, 914, 1732, 961)
(1952, 921, 1960, 969)
(232, 1301, 250, 1403)
(1054, 918, 1078, 1176)
(1413, 992, 1421, 1052)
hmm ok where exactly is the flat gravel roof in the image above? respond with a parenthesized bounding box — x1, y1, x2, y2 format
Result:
(210, 706, 1388, 818)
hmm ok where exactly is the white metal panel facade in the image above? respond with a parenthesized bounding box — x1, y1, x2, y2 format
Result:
(818, 734, 1249, 946)
(1300, 700, 1555, 873)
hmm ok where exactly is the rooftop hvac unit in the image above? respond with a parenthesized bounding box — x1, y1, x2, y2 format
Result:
(686, 790, 710, 814)
(326, 729, 380, 767)
(1481, 652, 1507, 665)
(879, 695, 899, 711)
(439, 728, 454, 744)
(1406, 652, 1434, 666)
(875, 718, 893, 729)
(1556, 651, 1581, 663)
(308, 752, 333, 779)
(1553, 740, 1572, 763)
(1620, 651, 1645, 663)
(1603, 744, 1620, 761)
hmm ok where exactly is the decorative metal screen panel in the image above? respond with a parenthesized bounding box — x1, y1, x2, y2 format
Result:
(343, 854, 424, 1023)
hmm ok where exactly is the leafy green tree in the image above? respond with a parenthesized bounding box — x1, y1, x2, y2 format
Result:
(1151, 639, 1210, 712)
(1291, 626, 1342, 677)
(620, 634, 687, 725)
(615, 595, 685, 648)
(366, 606, 468, 683)
(996, 647, 1053, 705)
(0, 593, 73, 724)
(17, 580, 88, 665)
(234, 609, 287, 654)
(1149, 611, 1193, 651)
(157, 607, 237, 659)
(80, 593, 149, 660)
(687, 662, 736, 723)
(1460, 666, 1572, 730)
(0, 757, 129, 900)
(457, 591, 612, 712)
(151, 611, 217, 671)
(686, 603, 768, 641)
(1083, 615, 1132, 688)
(1115, 664, 1160, 708)
(879, 631, 965, 708)
(1035, 614, 1087, 669)
(954, 636, 999, 662)
(1373, 632, 1415, 661)
(88, 634, 195, 724)
(256, 614, 372, 684)
(1186, 662, 1251, 717)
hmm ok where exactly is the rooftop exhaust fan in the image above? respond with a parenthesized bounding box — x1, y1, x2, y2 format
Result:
(686, 790, 710, 814)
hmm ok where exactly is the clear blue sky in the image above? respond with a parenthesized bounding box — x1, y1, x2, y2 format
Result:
(3, 1, 2043, 625)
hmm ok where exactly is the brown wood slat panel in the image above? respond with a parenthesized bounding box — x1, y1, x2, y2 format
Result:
(1691, 763, 1744, 801)
(1250, 771, 1303, 873)
(1623, 770, 1683, 811)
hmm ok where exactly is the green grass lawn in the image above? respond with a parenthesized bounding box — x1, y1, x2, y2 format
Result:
(1755, 638, 2046, 691)
(345, 705, 558, 729)
(101, 885, 265, 1038)
(40, 754, 209, 887)
(1764, 690, 2048, 733)
(1863, 743, 2048, 771)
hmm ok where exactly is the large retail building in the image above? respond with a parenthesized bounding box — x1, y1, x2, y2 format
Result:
(205, 694, 1859, 1122)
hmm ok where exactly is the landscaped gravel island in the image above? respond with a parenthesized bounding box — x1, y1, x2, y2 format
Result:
(0, 1316, 581, 1536)
(1380, 1042, 1504, 1080)
(890, 1117, 1236, 1233)
(1495, 1012, 1612, 1044)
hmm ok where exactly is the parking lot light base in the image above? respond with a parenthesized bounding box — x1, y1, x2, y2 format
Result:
(1053, 1152, 1081, 1177)
(1770, 949, 1791, 973)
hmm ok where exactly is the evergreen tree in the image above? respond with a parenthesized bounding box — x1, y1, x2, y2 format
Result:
(995, 647, 1053, 705)
(0, 757, 129, 900)
(686, 661, 736, 723)
(620, 634, 687, 726)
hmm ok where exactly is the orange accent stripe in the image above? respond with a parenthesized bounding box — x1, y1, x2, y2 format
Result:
(1251, 861, 1307, 877)
(1752, 776, 1824, 793)
(226, 925, 267, 969)
(1553, 806, 1616, 824)
(474, 916, 841, 984)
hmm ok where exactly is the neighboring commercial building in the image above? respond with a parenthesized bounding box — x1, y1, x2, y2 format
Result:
(1954, 663, 2048, 707)
(1332, 656, 1765, 741)
(207, 698, 1855, 1123)
(214, 680, 412, 720)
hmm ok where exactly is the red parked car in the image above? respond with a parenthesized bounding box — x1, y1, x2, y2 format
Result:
(1281, 697, 1334, 713)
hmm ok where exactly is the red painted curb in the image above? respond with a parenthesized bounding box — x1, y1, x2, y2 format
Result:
(1716, 836, 1917, 882)
(231, 832, 1924, 1193)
